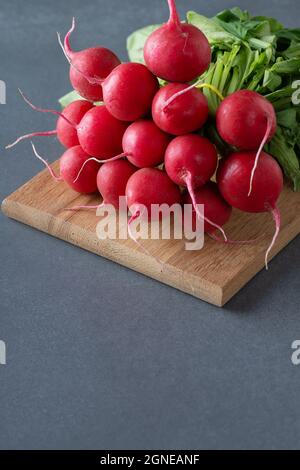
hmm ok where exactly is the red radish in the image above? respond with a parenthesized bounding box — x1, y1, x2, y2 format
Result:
(58, 18, 121, 101)
(102, 63, 159, 121)
(152, 83, 208, 135)
(56, 100, 94, 147)
(144, 0, 211, 82)
(125, 168, 181, 263)
(69, 160, 137, 213)
(73, 119, 171, 179)
(217, 151, 283, 268)
(164, 134, 226, 239)
(31, 143, 100, 194)
(126, 168, 181, 221)
(7, 91, 127, 159)
(165, 134, 217, 187)
(97, 160, 136, 208)
(77, 106, 128, 157)
(216, 90, 277, 194)
(182, 182, 232, 235)
(123, 120, 171, 168)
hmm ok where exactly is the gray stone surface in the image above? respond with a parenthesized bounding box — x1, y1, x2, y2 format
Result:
(0, 0, 300, 450)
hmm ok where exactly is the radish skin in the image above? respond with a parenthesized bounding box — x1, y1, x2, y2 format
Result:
(152, 83, 209, 135)
(102, 63, 159, 122)
(97, 160, 136, 208)
(77, 106, 128, 158)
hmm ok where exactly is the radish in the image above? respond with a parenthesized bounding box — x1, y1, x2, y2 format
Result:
(123, 120, 171, 168)
(126, 168, 181, 221)
(216, 90, 277, 194)
(152, 83, 209, 135)
(69, 159, 137, 213)
(97, 160, 136, 208)
(102, 63, 159, 121)
(217, 151, 283, 268)
(58, 18, 121, 101)
(7, 90, 127, 159)
(125, 168, 181, 262)
(164, 134, 226, 239)
(144, 0, 211, 82)
(165, 134, 218, 187)
(5, 91, 93, 150)
(73, 119, 171, 180)
(56, 100, 94, 147)
(31, 143, 100, 194)
(77, 106, 128, 158)
(182, 182, 232, 236)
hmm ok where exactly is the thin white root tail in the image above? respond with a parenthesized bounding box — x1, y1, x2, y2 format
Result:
(248, 116, 274, 196)
(30, 142, 63, 182)
(208, 231, 264, 245)
(128, 211, 164, 271)
(163, 81, 224, 110)
(73, 153, 127, 183)
(265, 206, 281, 270)
(65, 202, 104, 212)
(18, 89, 76, 128)
(5, 130, 57, 150)
(185, 173, 228, 242)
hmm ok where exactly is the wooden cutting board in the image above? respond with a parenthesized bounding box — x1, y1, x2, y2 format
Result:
(2, 161, 300, 306)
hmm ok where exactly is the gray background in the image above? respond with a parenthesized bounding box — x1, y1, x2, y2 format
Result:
(0, 0, 299, 450)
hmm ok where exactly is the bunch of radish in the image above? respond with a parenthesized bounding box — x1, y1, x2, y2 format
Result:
(7, 0, 284, 268)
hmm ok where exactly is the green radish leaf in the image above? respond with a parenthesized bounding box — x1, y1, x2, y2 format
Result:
(126, 24, 160, 63)
(59, 90, 102, 108)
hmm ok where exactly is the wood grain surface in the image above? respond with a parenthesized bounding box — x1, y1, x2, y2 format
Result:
(2, 161, 300, 306)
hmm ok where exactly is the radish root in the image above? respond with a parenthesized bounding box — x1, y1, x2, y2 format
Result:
(208, 231, 264, 245)
(6, 130, 57, 150)
(73, 153, 127, 183)
(18, 89, 76, 128)
(65, 202, 104, 212)
(163, 82, 224, 111)
(265, 205, 281, 270)
(248, 116, 274, 196)
(31, 142, 63, 182)
(128, 210, 164, 271)
(184, 172, 228, 242)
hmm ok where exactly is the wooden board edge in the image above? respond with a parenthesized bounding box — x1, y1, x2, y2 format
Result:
(1, 197, 224, 307)
(220, 215, 300, 306)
